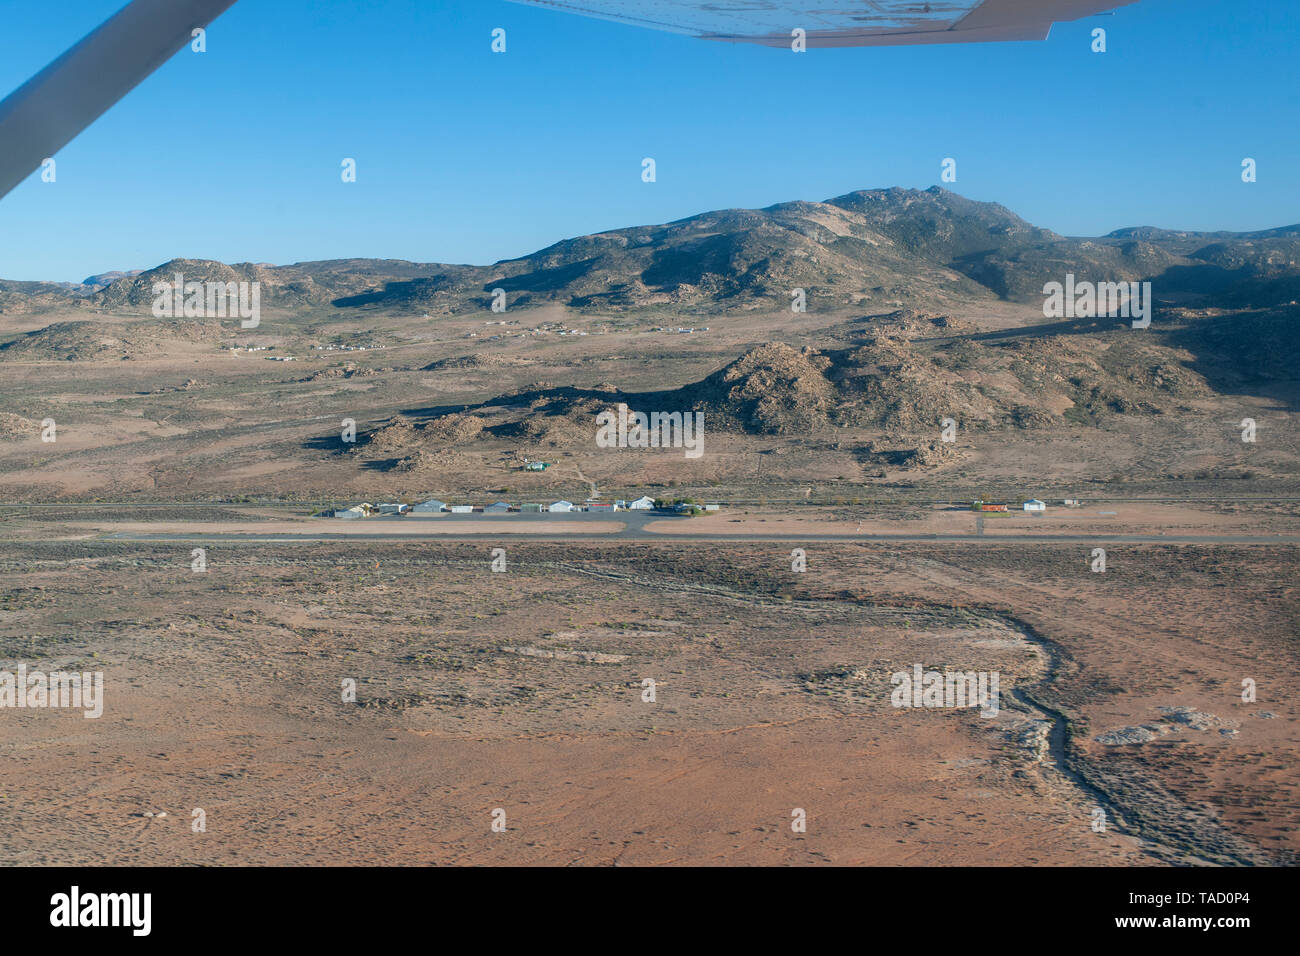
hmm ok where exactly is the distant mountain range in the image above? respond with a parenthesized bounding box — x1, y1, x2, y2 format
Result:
(3, 187, 1297, 316)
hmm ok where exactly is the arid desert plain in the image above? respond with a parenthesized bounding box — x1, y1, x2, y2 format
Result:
(2, 188, 1298, 865)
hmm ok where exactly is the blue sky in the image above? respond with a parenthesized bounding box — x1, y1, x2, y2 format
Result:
(1, 0, 1297, 282)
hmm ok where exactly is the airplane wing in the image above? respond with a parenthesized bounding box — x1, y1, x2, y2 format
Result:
(0, 0, 1133, 203)
(0, 0, 237, 200)
(507, 0, 1138, 47)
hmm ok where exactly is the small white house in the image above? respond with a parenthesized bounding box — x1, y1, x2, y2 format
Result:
(547, 500, 575, 513)
(1023, 499, 1046, 512)
(626, 495, 655, 510)
(449, 504, 474, 514)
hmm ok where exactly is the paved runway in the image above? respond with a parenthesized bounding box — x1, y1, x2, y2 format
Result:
(100, 525, 1300, 546)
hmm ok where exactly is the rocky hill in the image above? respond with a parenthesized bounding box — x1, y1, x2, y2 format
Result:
(0, 279, 96, 316)
(5, 187, 1296, 318)
(348, 311, 1219, 473)
(0, 318, 227, 361)
(81, 269, 145, 290)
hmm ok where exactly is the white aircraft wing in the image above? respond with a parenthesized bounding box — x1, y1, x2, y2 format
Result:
(507, 0, 1137, 47)
(0, 0, 1135, 203)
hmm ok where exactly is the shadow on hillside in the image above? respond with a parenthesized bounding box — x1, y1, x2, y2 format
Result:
(1162, 306, 1300, 410)
(397, 384, 692, 423)
(948, 315, 1130, 343)
(331, 277, 457, 308)
(491, 260, 595, 293)
(300, 402, 470, 455)
(302, 434, 354, 454)
(359, 458, 405, 473)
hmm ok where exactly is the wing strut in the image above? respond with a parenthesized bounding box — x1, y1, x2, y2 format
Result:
(0, 0, 238, 200)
